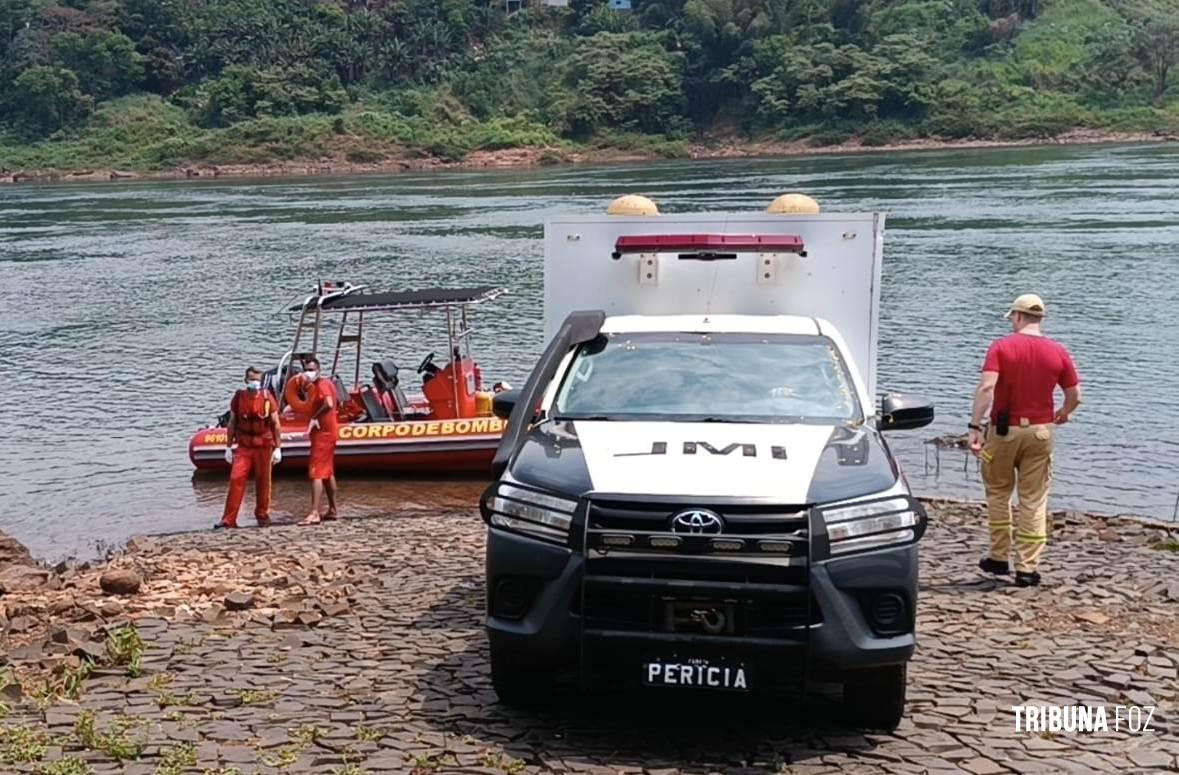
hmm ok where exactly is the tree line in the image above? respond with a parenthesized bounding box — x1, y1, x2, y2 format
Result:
(1, 0, 1176, 162)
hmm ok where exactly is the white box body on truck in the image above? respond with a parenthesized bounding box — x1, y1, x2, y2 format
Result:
(479, 199, 934, 729)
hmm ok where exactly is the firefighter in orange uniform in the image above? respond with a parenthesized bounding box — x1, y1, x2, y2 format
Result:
(300, 356, 340, 525)
(218, 367, 283, 529)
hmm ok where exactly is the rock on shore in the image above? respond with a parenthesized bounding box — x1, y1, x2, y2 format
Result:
(0, 504, 1176, 774)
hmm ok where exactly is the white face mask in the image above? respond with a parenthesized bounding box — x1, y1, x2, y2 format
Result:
(304, 370, 319, 381)
(246, 380, 261, 391)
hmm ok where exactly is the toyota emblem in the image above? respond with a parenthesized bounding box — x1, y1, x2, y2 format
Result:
(670, 509, 724, 534)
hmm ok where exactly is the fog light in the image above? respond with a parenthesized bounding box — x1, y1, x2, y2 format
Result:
(492, 578, 537, 620)
(758, 540, 794, 553)
(649, 536, 681, 549)
(710, 538, 745, 552)
(868, 592, 907, 634)
(601, 534, 634, 547)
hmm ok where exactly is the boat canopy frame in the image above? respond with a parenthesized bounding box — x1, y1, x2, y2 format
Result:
(276, 281, 507, 413)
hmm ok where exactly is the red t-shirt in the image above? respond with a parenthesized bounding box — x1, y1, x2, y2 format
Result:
(310, 378, 340, 437)
(982, 334, 1079, 425)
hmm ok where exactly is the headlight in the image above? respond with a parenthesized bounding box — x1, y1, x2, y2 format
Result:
(820, 496, 925, 556)
(483, 482, 578, 545)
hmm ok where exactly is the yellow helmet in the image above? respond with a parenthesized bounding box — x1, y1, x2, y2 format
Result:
(607, 194, 659, 216)
(766, 193, 820, 214)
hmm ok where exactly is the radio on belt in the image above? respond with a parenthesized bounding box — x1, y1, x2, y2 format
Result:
(478, 193, 935, 730)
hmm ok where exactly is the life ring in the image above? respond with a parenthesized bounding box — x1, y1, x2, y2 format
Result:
(284, 375, 315, 416)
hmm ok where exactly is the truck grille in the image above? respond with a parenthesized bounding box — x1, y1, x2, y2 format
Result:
(580, 498, 815, 647)
(584, 498, 810, 559)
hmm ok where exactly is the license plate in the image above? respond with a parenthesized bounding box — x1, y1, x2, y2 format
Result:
(643, 658, 749, 691)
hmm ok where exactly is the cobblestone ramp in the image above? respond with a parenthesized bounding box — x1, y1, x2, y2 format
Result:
(2, 504, 1178, 774)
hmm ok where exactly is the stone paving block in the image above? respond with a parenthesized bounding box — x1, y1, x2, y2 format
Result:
(3, 508, 1179, 774)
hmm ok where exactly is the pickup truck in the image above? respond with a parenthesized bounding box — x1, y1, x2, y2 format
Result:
(479, 197, 934, 729)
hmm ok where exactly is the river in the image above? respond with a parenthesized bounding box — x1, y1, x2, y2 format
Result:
(2, 142, 1177, 560)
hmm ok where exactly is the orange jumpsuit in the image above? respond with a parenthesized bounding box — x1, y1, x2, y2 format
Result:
(308, 379, 339, 480)
(222, 389, 279, 527)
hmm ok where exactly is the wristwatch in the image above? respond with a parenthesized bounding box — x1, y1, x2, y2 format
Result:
(967, 423, 984, 431)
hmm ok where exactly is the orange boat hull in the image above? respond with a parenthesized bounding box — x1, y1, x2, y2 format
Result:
(189, 416, 506, 474)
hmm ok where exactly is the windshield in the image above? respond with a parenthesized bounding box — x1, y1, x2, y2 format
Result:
(553, 332, 861, 424)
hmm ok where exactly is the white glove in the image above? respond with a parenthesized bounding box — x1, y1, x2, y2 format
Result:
(307, 418, 319, 434)
(224, 447, 234, 464)
(272, 448, 282, 465)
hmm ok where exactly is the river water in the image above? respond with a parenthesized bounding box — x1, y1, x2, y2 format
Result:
(2, 143, 1177, 560)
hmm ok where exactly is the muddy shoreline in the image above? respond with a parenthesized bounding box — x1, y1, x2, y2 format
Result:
(2, 129, 1174, 186)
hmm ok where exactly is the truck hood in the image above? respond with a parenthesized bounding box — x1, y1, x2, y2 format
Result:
(507, 420, 899, 504)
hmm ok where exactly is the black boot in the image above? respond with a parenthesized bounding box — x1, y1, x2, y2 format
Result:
(1015, 571, 1041, 587)
(978, 557, 1010, 575)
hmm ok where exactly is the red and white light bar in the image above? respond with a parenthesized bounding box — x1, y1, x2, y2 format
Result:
(612, 233, 805, 259)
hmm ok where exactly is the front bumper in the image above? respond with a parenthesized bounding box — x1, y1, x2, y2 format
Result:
(485, 525, 919, 689)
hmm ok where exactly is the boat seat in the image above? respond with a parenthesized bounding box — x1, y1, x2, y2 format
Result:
(359, 387, 389, 422)
(373, 361, 410, 419)
(331, 375, 349, 404)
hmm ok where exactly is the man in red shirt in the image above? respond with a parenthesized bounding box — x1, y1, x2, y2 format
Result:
(219, 367, 283, 529)
(300, 356, 340, 525)
(968, 294, 1082, 587)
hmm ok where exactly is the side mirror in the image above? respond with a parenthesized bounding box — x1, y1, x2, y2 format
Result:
(491, 389, 520, 420)
(880, 392, 935, 431)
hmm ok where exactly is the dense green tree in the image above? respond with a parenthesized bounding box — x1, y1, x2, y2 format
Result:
(117, 0, 192, 92)
(557, 32, 685, 136)
(7, 64, 93, 135)
(50, 29, 142, 98)
(200, 63, 348, 126)
(749, 34, 935, 125)
(1080, 20, 1146, 100)
(1133, 15, 1179, 104)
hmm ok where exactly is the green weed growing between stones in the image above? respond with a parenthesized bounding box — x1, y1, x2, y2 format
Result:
(289, 724, 324, 745)
(73, 710, 147, 761)
(1151, 539, 1179, 552)
(234, 688, 279, 705)
(354, 725, 385, 742)
(331, 765, 369, 775)
(259, 723, 323, 769)
(147, 674, 190, 708)
(0, 672, 12, 718)
(0, 724, 50, 764)
(35, 756, 92, 775)
(260, 745, 301, 768)
(406, 751, 454, 772)
(156, 742, 197, 775)
(106, 623, 145, 677)
(23, 658, 96, 708)
(147, 673, 172, 692)
(478, 750, 525, 774)
(172, 633, 212, 656)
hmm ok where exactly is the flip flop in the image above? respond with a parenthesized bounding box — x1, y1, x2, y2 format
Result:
(323, 512, 339, 521)
(299, 514, 322, 526)
(213, 521, 236, 530)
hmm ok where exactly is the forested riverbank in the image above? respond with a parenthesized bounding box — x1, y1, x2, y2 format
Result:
(2, 0, 1178, 176)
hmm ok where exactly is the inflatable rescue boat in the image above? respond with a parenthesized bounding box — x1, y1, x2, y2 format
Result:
(188, 283, 510, 474)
